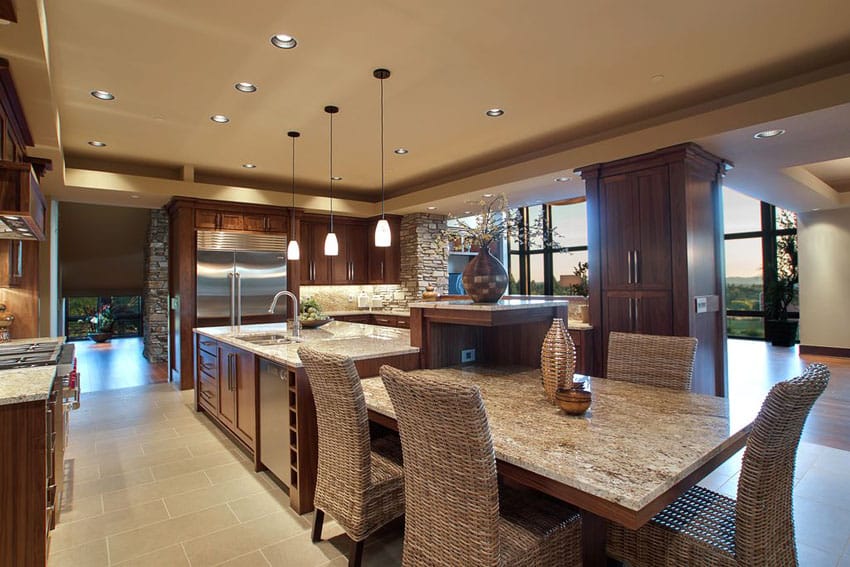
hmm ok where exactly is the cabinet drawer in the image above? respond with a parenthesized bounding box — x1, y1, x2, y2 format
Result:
(395, 317, 409, 329)
(198, 348, 218, 376)
(198, 372, 218, 410)
(373, 315, 394, 327)
(198, 337, 218, 356)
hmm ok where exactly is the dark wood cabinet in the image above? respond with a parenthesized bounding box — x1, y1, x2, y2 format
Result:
(331, 222, 370, 284)
(300, 219, 332, 285)
(581, 143, 728, 395)
(368, 216, 402, 284)
(195, 334, 257, 450)
(335, 313, 410, 328)
(196, 208, 284, 233)
(244, 213, 286, 233)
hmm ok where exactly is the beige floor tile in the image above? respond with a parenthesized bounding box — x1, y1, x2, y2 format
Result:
(47, 537, 109, 567)
(58, 493, 104, 523)
(218, 550, 272, 567)
(203, 460, 259, 485)
(794, 497, 850, 556)
(141, 430, 223, 455)
(182, 510, 308, 565)
(187, 437, 241, 457)
(63, 461, 101, 483)
(98, 446, 193, 477)
(151, 450, 241, 480)
(102, 470, 211, 513)
(111, 544, 190, 567)
(94, 427, 180, 450)
(227, 488, 293, 523)
(71, 467, 155, 500)
(107, 504, 239, 564)
(164, 474, 270, 517)
(261, 531, 344, 567)
(50, 499, 168, 553)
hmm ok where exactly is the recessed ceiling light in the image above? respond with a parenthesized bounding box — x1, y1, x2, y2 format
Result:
(88, 140, 107, 147)
(483, 193, 494, 198)
(394, 148, 409, 155)
(210, 114, 230, 124)
(554, 176, 570, 182)
(235, 82, 257, 93)
(270, 34, 297, 49)
(753, 129, 785, 139)
(90, 90, 115, 101)
(485, 108, 504, 117)
(130, 194, 141, 199)
(242, 163, 257, 169)
(651, 74, 665, 83)
(427, 206, 437, 210)
(331, 176, 342, 181)
(463, 210, 472, 214)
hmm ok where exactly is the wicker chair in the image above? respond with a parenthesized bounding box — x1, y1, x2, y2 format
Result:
(606, 331, 698, 390)
(380, 365, 582, 567)
(298, 347, 405, 567)
(607, 362, 830, 566)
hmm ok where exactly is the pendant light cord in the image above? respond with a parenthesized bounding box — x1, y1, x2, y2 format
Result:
(291, 135, 296, 208)
(329, 110, 334, 232)
(380, 76, 385, 219)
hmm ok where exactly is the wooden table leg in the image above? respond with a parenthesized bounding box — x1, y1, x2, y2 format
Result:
(581, 509, 608, 567)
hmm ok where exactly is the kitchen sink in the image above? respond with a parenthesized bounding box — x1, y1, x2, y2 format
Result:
(233, 333, 302, 346)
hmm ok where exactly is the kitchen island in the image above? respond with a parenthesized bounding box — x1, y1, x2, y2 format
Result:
(193, 320, 419, 513)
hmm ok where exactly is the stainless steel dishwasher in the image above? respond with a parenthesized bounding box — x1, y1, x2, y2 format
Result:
(259, 359, 290, 488)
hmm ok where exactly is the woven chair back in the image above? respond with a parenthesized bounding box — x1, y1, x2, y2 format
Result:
(735, 363, 830, 565)
(380, 365, 501, 567)
(606, 331, 697, 390)
(298, 347, 372, 529)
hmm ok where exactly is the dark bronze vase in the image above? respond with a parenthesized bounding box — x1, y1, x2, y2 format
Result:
(462, 247, 508, 303)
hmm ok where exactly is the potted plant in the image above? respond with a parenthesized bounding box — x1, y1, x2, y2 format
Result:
(87, 303, 115, 343)
(764, 216, 798, 346)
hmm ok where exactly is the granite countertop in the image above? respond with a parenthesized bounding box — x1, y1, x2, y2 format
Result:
(361, 365, 753, 513)
(408, 298, 568, 311)
(195, 321, 419, 368)
(0, 336, 66, 406)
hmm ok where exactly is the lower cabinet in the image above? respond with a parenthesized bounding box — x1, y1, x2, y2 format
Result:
(195, 335, 256, 451)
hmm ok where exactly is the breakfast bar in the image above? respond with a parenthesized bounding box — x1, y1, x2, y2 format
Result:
(361, 365, 755, 566)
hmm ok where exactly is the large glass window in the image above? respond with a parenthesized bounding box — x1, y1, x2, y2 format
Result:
(722, 187, 797, 340)
(509, 200, 588, 296)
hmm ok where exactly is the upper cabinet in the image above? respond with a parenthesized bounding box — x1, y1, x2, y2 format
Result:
(368, 216, 401, 284)
(0, 162, 46, 240)
(194, 207, 286, 234)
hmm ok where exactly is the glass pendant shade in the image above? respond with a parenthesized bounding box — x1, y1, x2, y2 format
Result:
(375, 218, 392, 247)
(324, 232, 339, 256)
(286, 239, 300, 261)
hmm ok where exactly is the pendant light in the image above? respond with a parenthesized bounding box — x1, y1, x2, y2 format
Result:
(285, 131, 301, 261)
(324, 105, 339, 256)
(373, 68, 392, 247)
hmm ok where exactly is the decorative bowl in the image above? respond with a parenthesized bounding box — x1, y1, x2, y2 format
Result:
(299, 317, 333, 328)
(555, 386, 592, 415)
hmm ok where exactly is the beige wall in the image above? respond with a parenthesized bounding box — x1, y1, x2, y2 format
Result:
(798, 207, 850, 350)
(59, 202, 151, 296)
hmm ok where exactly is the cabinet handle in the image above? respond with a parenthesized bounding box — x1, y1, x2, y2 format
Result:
(627, 251, 633, 284)
(633, 249, 640, 284)
(634, 297, 640, 331)
(201, 340, 215, 347)
(380, 261, 384, 280)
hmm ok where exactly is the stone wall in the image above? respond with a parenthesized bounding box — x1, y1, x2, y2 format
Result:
(143, 209, 169, 363)
(399, 213, 448, 303)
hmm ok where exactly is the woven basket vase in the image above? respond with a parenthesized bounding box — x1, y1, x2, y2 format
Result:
(540, 318, 576, 403)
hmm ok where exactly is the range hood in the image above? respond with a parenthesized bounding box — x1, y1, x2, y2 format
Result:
(0, 161, 46, 241)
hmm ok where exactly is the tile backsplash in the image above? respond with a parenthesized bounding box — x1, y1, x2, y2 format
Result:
(300, 285, 407, 312)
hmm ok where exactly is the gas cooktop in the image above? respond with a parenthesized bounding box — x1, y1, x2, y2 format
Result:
(0, 341, 63, 370)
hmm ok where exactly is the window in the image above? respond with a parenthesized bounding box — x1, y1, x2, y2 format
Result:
(722, 187, 797, 340)
(509, 200, 588, 296)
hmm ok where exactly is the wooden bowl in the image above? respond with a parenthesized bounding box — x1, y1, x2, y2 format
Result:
(299, 317, 333, 328)
(555, 387, 592, 415)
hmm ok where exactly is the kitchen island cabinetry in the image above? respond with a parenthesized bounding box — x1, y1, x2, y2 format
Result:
(334, 312, 410, 329)
(194, 321, 420, 514)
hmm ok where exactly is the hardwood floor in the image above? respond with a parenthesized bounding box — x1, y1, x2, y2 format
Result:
(727, 339, 850, 452)
(73, 337, 168, 393)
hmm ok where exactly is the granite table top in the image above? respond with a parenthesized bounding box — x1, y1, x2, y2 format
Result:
(409, 298, 568, 311)
(195, 321, 419, 368)
(0, 336, 66, 406)
(361, 365, 754, 516)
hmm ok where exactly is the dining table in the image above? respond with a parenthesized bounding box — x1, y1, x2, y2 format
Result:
(361, 365, 755, 567)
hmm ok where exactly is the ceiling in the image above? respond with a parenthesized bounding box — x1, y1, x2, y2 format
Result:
(3, 0, 850, 215)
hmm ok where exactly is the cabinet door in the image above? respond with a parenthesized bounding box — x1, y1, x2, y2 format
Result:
(219, 212, 244, 231)
(196, 209, 219, 229)
(218, 346, 237, 427)
(602, 291, 635, 336)
(266, 214, 286, 233)
(347, 222, 370, 283)
(243, 214, 267, 232)
(330, 224, 349, 283)
(599, 175, 638, 290)
(234, 350, 256, 446)
(300, 221, 331, 284)
(368, 217, 401, 283)
(634, 167, 672, 290)
(634, 290, 674, 335)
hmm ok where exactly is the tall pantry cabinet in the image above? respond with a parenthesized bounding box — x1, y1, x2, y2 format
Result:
(580, 143, 729, 396)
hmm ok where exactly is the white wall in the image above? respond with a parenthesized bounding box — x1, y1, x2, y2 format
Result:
(798, 207, 850, 349)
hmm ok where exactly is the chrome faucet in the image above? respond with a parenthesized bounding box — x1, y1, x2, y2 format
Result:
(268, 290, 300, 338)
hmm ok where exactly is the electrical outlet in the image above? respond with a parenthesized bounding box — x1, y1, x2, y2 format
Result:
(348, 294, 355, 302)
(461, 348, 476, 363)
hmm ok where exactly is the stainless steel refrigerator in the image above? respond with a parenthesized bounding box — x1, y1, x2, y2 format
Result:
(196, 231, 288, 325)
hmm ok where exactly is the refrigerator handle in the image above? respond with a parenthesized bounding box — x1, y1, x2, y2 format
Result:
(228, 272, 235, 326)
(235, 272, 242, 326)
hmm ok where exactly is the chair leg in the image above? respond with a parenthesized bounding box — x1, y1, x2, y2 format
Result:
(349, 538, 364, 567)
(311, 509, 324, 542)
